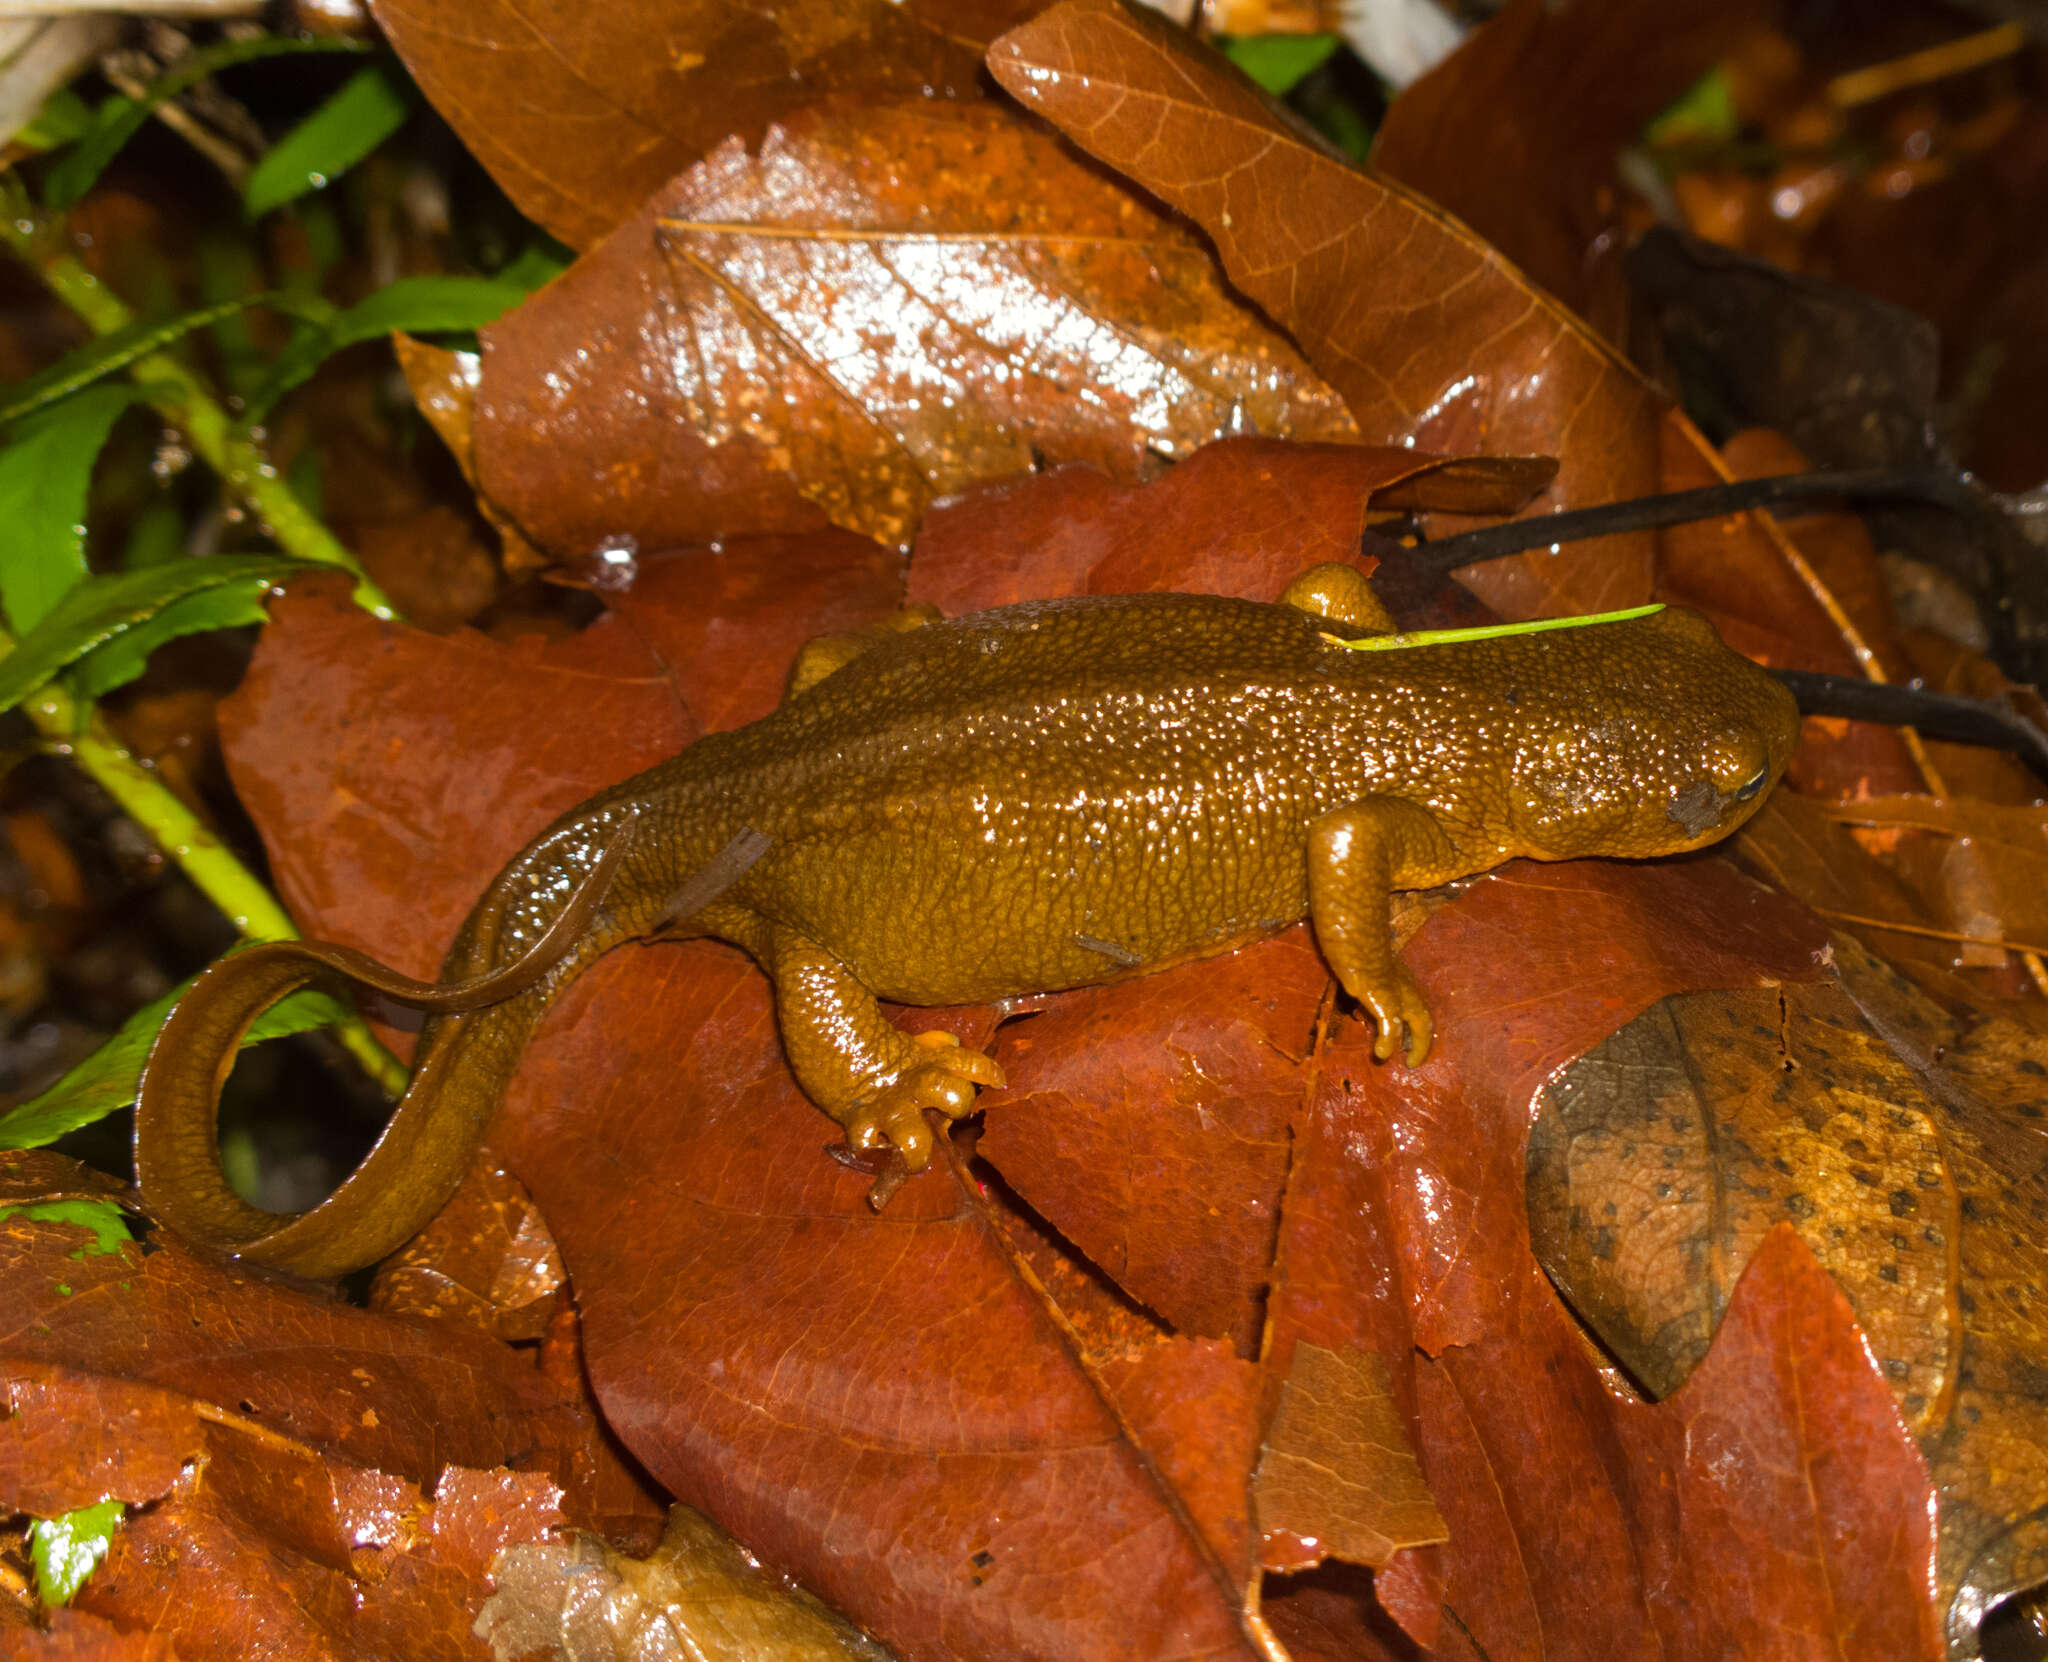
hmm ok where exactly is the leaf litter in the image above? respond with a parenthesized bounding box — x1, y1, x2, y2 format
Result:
(11, 0, 2048, 1657)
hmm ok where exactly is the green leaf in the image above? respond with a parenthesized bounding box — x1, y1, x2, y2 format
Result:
(0, 555, 310, 716)
(1221, 33, 1342, 96)
(71, 580, 276, 703)
(0, 384, 138, 634)
(1325, 603, 1666, 653)
(1646, 65, 1739, 148)
(497, 239, 576, 292)
(16, 86, 95, 152)
(42, 34, 370, 211)
(0, 292, 300, 427)
(244, 275, 529, 420)
(120, 499, 186, 572)
(0, 968, 352, 1151)
(30, 1500, 123, 1607)
(244, 60, 412, 218)
(0, 1198, 134, 1257)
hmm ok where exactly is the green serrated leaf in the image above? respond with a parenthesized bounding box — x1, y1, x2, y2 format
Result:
(30, 1499, 124, 1607)
(42, 34, 370, 211)
(0, 967, 352, 1151)
(0, 292, 300, 427)
(1221, 33, 1342, 96)
(245, 60, 412, 218)
(0, 555, 310, 716)
(243, 275, 528, 421)
(70, 580, 275, 703)
(0, 384, 138, 634)
(0, 1198, 134, 1257)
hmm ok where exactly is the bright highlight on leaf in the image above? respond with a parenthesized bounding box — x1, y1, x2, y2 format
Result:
(1322, 602, 1665, 652)
(30, 1499, 124, 1606)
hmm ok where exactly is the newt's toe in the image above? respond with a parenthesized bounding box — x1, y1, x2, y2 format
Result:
(1362, 967, 1434, 1068)
(843, 1043, 1005, 1169)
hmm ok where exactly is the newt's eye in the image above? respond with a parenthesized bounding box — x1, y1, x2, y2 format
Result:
(1732, 767, 1769, 802)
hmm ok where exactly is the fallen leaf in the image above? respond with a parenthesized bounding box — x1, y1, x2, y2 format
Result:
(912, 436, 1552, 617)
(1528, 942, 2048, 1625)
(988, 0, 1667, 620)
(1251, 1343, 1448, 1573)
(371, 0, 1047, 249)
(473, 97, 1355, 555)
(479, 1506, 896, 1662)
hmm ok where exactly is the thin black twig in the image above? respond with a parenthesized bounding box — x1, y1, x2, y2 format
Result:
(1418, 467, 1981, 574)
(1770, 669, 2048, 782)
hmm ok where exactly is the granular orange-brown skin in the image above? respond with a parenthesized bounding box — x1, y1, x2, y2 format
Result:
(136, 581, 1798, 1277)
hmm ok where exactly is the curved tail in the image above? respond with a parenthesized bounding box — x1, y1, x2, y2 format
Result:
(135, 808, 764, 1280)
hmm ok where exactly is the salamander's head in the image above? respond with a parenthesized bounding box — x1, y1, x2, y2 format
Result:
(1504, 605, 1799, 860)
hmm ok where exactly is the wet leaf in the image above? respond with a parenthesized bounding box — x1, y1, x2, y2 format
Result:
(0, 557, 311, 717)
(472, 97, 1356, 555)
(391, 337, 547, 574)
(368, 1158, 566, 1344)
(989, 0, 1670, 619)
(0, 1154, 630, 1657)
(370, 0, 1045, 249)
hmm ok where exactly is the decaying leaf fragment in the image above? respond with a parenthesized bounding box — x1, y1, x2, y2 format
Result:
(1251, 1343, 1448, 1573)
(478, 1506, 893, 1662)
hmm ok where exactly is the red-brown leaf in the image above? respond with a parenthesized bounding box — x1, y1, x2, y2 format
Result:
(472, 97, 1356, 556)
(370, 0, 1047, 249)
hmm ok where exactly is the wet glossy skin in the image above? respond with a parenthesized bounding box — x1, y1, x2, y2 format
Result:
(135, 572, 1799, 1277)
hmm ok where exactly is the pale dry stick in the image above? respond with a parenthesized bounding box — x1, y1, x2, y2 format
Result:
(1828, 20, 2025, 109)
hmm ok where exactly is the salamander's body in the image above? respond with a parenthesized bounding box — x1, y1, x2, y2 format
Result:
(136, 570, 1799, 1277)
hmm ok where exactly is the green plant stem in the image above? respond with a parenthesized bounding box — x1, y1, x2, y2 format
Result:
(0, 201, 395, 620)
(20, 672, 408, 1097)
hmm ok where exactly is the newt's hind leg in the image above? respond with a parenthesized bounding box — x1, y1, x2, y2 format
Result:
(764, 922, 1003, 1169)
(784, 603, 944, 701)
(1280, 563, 1396, 635)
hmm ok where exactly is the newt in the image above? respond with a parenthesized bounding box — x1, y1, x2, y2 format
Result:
(134, 565, 1799, 1277)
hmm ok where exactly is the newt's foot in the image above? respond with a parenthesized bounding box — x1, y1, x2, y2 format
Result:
(1358, 965, 1434, 1067)
(841, 1032, 1006, 1170)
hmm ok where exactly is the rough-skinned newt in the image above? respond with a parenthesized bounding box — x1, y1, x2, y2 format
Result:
(134, 565, 1799, 1277)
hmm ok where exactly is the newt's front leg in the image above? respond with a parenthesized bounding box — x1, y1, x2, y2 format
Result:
(764, 923, 1004, 1168)
(1307, 797, 1466, 1066)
